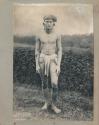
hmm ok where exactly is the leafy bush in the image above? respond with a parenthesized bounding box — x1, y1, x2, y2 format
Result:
(13, 46, 93, 96)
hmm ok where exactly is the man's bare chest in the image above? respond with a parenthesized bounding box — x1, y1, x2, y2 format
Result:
(39, 34, 57, 44)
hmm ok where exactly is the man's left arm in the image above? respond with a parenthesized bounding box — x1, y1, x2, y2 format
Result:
(56, 35, 62, 68)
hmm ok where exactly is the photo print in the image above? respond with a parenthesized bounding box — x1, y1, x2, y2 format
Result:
(13, 3, 94, 121)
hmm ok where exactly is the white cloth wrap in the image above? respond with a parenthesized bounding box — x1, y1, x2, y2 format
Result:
(40, 53, 58, 76)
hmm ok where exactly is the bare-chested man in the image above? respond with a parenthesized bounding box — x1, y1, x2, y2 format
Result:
(35, 15, 62, 113)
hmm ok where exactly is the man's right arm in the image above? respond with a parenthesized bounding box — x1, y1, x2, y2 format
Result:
(35, 36, 40, 72)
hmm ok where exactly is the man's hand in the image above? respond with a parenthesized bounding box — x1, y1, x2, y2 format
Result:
(36, 64, 40, 74)
(56, 66, 60, 76)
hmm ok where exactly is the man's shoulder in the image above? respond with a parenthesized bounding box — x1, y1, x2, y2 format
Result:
(55, 33, 61, 40)
(54, 31, 61, 37)
(51, 31, 61, 38)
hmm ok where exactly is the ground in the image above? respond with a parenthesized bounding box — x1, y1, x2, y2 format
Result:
(13, 84, 93, 121)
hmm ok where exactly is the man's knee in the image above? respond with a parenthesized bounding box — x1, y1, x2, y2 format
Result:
(52, 84, 58, 89)
(50, 66, 58, 83)
(51, 75, 58, 85)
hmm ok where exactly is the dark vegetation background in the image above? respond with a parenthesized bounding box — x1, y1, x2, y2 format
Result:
(13, 34, 94, 96)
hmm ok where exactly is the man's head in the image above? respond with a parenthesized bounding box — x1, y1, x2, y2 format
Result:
(43, 15, 57, 32)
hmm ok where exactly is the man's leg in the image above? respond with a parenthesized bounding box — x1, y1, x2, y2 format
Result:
(41, 75, 50, 110)
(50, 62, 61, 113)
(39, 62, 49, 110)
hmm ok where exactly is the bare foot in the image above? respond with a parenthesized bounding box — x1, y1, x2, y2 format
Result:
(41, 102, 48, 110)
(51, 104, 61, 114)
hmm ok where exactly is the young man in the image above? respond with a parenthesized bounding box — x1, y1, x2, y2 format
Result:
(35, 15, 62, 113)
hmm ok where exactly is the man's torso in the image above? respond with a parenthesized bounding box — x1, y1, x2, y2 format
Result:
(39, 31, 58, 55)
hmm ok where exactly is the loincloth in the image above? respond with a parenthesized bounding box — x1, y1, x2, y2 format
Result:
(39, 53, 58, 76)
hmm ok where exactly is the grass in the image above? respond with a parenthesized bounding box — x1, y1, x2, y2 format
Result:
(13, 84, 93, 121)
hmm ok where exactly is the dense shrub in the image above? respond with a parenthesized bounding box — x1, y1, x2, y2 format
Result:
(59, 50, 93, 96)
(13, 46, 93, 96)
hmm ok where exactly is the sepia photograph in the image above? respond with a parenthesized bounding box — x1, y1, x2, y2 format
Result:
(13, 3, 94, 122)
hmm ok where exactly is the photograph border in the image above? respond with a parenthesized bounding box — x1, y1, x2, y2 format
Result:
(0, 0, 99, 125)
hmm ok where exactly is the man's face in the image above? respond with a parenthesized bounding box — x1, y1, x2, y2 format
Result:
(43, 19, 55, 30)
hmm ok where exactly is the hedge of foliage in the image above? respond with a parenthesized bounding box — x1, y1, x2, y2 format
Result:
(13, 47, 93, 96)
